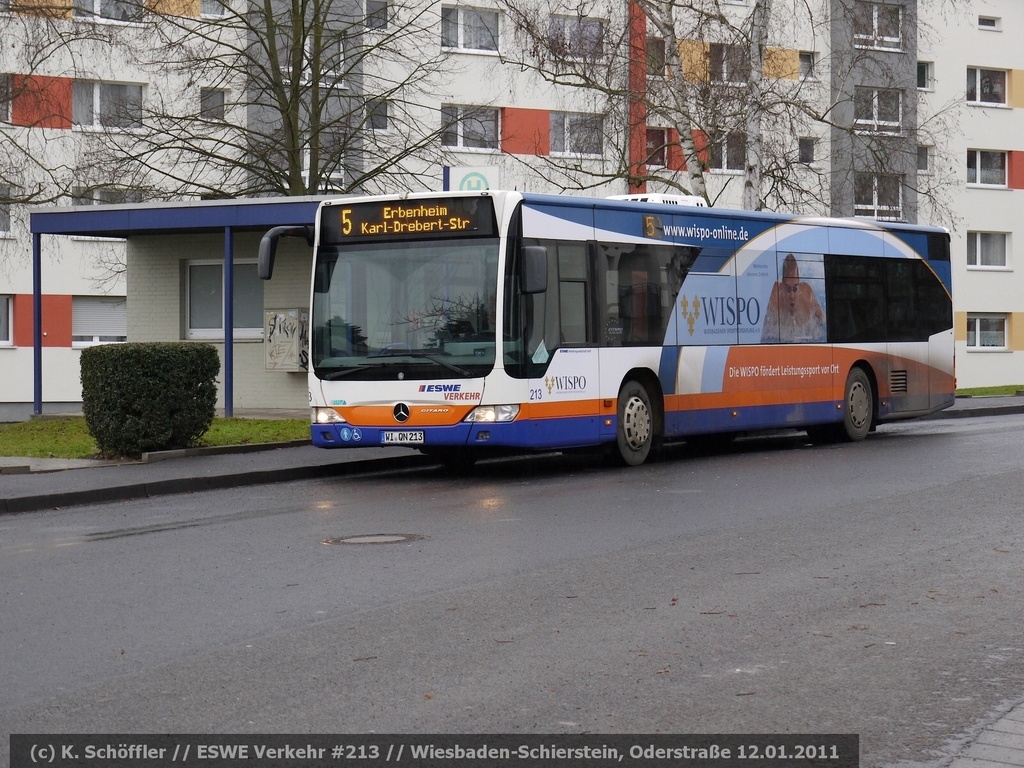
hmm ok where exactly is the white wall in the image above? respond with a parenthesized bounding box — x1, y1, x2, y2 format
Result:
(127, 232, 311, 411)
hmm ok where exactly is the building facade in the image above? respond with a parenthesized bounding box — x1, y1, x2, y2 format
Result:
(919, 2, 1024, 387)
(8, 0, 1024, 420)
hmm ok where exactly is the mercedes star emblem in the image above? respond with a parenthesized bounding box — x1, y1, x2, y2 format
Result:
(393, 403, 411, 423)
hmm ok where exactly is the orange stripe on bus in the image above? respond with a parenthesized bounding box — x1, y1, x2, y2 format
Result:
(337, 405, 477, 427)
(520, 399, 607, 420)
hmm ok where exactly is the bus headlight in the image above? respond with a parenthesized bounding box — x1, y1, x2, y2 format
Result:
(312, 407, 347, 424)
(464, 405, 520, 423)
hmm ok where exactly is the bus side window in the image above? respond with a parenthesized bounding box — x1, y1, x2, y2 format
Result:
(557, 241, 590, 345)
(599, 243, 693, 347)
(826, 255, 887, 343)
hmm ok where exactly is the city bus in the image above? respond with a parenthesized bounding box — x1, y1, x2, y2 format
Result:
(259, 190, 954, 467)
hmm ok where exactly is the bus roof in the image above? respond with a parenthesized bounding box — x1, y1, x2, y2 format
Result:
(317, 190, 949, 236)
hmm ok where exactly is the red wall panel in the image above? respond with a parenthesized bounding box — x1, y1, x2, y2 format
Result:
(1008, 150, 1024, 190)
(12, 294, 73, 347)
(501, 108, 550, 155)
(11, 75, 73, 129)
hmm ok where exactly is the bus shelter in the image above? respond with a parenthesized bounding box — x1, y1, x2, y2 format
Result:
(28, 197, 324, 417)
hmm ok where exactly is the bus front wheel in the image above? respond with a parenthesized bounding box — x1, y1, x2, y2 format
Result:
(841, 367, 873, 441)
(615, 380, 657, 466)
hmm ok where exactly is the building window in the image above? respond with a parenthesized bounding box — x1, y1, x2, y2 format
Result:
(287, 36, 347, 88)
(441, 6, 499, 52)
(917, 145, 930, 172)
(73, 187, 145, 205)
(200, 0, 225, 16)
(917, 62, 933, 90)
(978, 16, 1001, 31)
(365, 0, 388, 31)
(186, 261, 263, 340)
(966, 68, 1006, 106)
(72, 0, 143, 21)
(966, 232, 1008, 268)
(966, 315, 1006, 349)
(967, 149, 1007, 186)
(200, 88, 226, 121)
(72, 296, 127, 345)
(854, 86, 901, 133)
(853, 2, 902, 50)
(646, 128, 667, 166)
(441, 104, 498, 149)
(548, 15, 604, 60)
(550, 111, 603, 156)
(367, 99, 388, 130)
(709, 133, 745, 172)
(0, 186, 11, 233)
(647, 38, 667, 77)
(854, 172, 902, 220)
(72, 81, 143, 129)
(799, 52, 815, 79)
(0, 295, 11, 345)
(1, 74, 11, 123)
(709, 43, 749, 84)
(799, 137, 815, 164)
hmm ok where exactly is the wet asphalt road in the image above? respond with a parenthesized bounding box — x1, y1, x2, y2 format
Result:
(1, 414, 1023, 768)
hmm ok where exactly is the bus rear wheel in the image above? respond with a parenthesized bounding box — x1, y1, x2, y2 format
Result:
(615, 380, 658, 466)
(840, 367, 873, 441)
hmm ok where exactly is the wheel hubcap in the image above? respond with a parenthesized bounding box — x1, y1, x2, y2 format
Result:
(848, 381, 870, 429)
(622, 395, 651, 450)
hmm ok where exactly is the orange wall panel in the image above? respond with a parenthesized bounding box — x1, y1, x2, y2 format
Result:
(501, 108, 550, 155)
(12, 294, 73, 347)
(11, 75, 73, 129)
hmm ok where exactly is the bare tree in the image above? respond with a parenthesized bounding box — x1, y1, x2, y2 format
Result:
(62, 0, 461, 199)
(497, 0, 961, 221)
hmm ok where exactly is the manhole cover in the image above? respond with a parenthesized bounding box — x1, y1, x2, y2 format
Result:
(321, 534, 426, 546)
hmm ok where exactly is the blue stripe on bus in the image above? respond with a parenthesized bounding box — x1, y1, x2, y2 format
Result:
(659, 347, 680, 396)
(313, 401, 847, 453)
(664, 400, 840, 437)
(311, 418, 604, 450)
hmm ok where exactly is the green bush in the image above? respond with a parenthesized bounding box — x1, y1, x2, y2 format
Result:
(81, 342, 220, 457)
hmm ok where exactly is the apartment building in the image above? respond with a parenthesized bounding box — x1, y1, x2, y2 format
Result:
(6, 0, 1023, 419)
(918, 2, 1024, 387)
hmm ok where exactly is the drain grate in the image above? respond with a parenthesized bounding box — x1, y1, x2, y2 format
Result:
(321, 534, 426, 546)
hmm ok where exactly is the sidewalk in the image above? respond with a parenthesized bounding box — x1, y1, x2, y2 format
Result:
(3, 396, 1024, 516)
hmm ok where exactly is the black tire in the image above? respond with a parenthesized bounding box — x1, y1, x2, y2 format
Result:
(614, 379, 658, 466)
(840, 367, 873, 441)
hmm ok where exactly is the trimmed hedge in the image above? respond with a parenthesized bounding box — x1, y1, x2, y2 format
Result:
(81, 342, 220, 457)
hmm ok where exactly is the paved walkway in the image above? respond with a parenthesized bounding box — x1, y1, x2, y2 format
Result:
(949, 702, 1024, 768)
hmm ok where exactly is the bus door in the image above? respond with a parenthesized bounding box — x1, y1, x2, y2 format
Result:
(513, 237, 601, 447)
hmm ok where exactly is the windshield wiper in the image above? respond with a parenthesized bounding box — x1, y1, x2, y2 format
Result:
(324, 353, 475, 379)
(399, 351, 474, 377)
(321, 363, 391, 380)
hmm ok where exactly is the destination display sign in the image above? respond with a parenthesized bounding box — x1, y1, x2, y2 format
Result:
(321, 196, 497, 243)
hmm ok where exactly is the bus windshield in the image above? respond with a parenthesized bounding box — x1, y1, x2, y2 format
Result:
(311, 238, 500, 380)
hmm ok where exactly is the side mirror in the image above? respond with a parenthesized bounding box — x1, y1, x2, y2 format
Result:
(258, 225, 314, 280)
(521, 245, 548, 294)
